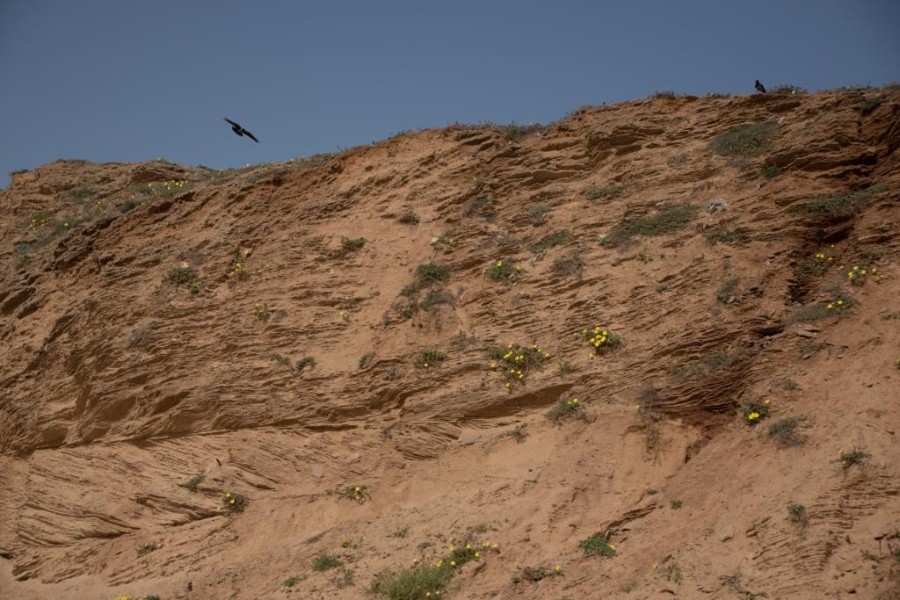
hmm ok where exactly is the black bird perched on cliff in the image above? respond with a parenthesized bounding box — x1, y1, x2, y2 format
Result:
(755, 80, 767, 94)
(224, 117, 259, 143)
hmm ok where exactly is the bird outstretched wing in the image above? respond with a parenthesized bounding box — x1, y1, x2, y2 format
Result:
(224, 117, 241, 128)
(243, 129, 260, 143)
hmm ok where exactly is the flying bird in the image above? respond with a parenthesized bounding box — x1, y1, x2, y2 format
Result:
(224, 118, 259, 143)
(755, 80, 767, 94)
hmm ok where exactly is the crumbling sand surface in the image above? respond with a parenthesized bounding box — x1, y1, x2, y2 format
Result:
(1, 88, 899, 600)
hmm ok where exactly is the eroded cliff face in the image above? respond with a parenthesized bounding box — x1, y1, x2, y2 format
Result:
(1, 88, 898, 600)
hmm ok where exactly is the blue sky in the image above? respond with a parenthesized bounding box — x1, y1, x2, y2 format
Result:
(1, 0, 898, 187)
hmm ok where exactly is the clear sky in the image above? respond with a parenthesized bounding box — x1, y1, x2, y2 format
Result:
(1, 0, 898, 187)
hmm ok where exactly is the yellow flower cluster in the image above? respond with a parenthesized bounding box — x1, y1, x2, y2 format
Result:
(825, 294, 853, 314)
(490, 342, 550, 389)
(487, 259, 520, 281)
(740, 398, 771, 425)
(431, 539, 500, 569)
(846, 264, 877, 285)
(580, 325, 620, 357)
(228, 247, 252, 279)
(253, 302, 269, 319)
(332, 485, 370, 503)
(221, 491, 248, 513)
(813, 245, 838, 266)
(146, 179, 188, 195)
(29, 211, 51, 229)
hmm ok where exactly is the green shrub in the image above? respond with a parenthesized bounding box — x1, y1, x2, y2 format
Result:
(579, 533, 616, 557)
(371, 564, 451, 600)
(604, 205, 695, 246)
(165, 266, 201, 294)
(740, 399, 771, 425)
(787, 503, 808, 525)
(584, 184, 627, 201)
(527, 204, 553, 225)
(415, 263, 451, 285)
(341, 237, 366, 253)
(414, 348, 446, 369)
(761, 165, 781, 179)
(769, 417, 806, 446)
(705, 227, 750, 246)
(331, 485, 371, 503)
(419, 288, 455, 310)
(398, 211, 420, 225)
(552, 254, 584, 277)
(487, 259, 520, 281)
(770, 84, 807, 95)
(463, 196, 496, 221)
(716, 277, 739, 303)
(531, 229, 571, 254)
(546, 398, 586, 423)
(296, 356, 316, 371)
(312, 554, 342, 572)
(359, 352, 375, 369)
(795, 184, 886, 217)
(222, 491, 249, 513)
(185, 472, 205, 492)
(838, 449, 870, 469)
(136, 542, 159, 556)
(513, 565, 562, 583)
(860, 96, 882, 116)
(493, 122, 546, 142)
(710, 123, 776, 157)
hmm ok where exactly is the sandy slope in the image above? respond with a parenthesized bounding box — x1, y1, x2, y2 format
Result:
(1, 88, 899, 599)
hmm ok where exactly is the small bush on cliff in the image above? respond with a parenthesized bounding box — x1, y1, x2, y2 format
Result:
(553, 254, 584, 277)
(414, 348, 446, 369)
(312, 554, 342, 572)
(795, 183, 886, 217)
(769, 416, 806, 446)
(185, 472, 205, 492)
(603, 205, 695, 246)
(512, 565, 563, 584)
(710, 122, 776, 157)
(165, 265, 201, 294)
(531, 229, 571, 254)
(341, 237, 366, 253)
(579, 533, 616, 557)
(398, 210, 420, 225)
(584, 184, 627, 201)
(330, 485, 371, 503)
(546, 398, 586, 423)
(221, 491, 248, 513)
(489, 342, 550, 389)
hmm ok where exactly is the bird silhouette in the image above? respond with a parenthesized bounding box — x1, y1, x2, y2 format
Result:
(755, 80, 767, 94)
(224, 118, 259, 143)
